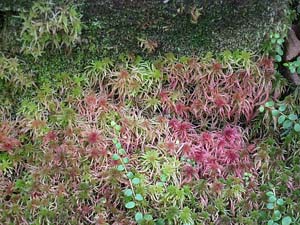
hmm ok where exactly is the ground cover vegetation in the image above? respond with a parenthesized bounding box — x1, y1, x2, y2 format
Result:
(0, 1, 300, 225)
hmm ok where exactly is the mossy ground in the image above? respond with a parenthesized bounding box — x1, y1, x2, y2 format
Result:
(1, 1, 300, 224)
(82, 0, 290, 56)
(0, 0, 291, 114)
(1, 0, 290, 59)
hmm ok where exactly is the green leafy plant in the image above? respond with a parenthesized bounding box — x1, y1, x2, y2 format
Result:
(265, 191, 293, 225)
(110, 121, 153, 224)
(269, 32, 285, 63)
(283, 57, 300, 74)
(19, 2, 82, 58)
(259, 101, 300, 134)
(0, 55, 34, 92)
(0, 55, 34, 115)
(0, 152, 13, 175)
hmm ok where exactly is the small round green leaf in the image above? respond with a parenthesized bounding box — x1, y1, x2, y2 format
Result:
(112, 154, 120, 160)
(156, 219, 165, 225)
(132, 177, 141, 185)
(267, 220, 274, 225)
(125, 201, 136, 209)
(135, 212, 143, 222)
(119, 148, 126, 155)
(115, 142, 122, 149)
(272, 110, 280, 117)
(266, 191, 274, 197)
(110, 121, 116, 127)
(295, 60, 300, 67)
(275, 46, 283, 55)
(294, 123, 300, 132)
(276, 198, 284, 206)
(160, 174, 167, 182)
(290, 67, 296, 73)
(275, 55, 282, 62)
(269, 196, 277, 203)
(127, 172, 134, 179)
(259, 106, 265, 113)
(278, 115, 286, 124)
(283, 120, 293, 129)
(124, 189, 133, 197)
(282, 216, 292, 225)
(117, 165, 125, 171)
(273, 210, 281, 221)
(271, 38, 276, 44)
(277, 38, 284, 45)
(267, 203, 274, 209)
(122, 157, 129, 164)
(115, 125, 121, 131)
(135, 193, 143, 201)
(279, 105, 286, 112)
(288, 114, 298, 121)
(144, 214, 153, 221)
(277, 49, 283, 56)
(265, 101, 274, 107)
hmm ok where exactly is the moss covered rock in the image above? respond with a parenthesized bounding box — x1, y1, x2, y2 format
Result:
(82, 0, 290, 56)
(0, 0, 291, 57)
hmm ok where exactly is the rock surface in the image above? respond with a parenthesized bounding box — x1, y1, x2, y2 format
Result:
(290, 72, 300, 85)
(285, 27, 300, 61)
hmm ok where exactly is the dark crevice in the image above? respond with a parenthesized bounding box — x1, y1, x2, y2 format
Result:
(0, 10, 18, 30)
(0, 11, 4, 30)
